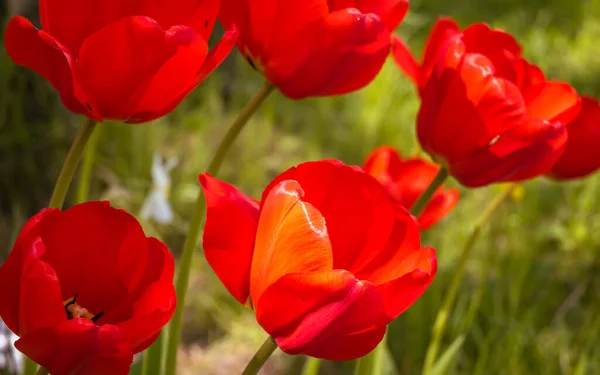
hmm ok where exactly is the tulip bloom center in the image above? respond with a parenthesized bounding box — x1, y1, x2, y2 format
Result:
(63, 294, 103, 323)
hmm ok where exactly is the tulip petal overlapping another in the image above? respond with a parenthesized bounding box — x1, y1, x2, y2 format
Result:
(548, 97, 600, 180)
(400, 21, 581, 187)
(200, 160, 436, 360)
(219, 0, 409, 98)
(363, 146, 459, 229)
(0, 202, 176, 375)
(4, 0, 236, 123)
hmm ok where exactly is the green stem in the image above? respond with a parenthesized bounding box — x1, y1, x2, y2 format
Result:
(411, 167, 449, 217)
(354, 338, 385, 375)
(421, 185, 515, 375)
(301, 357, 323, 375)
(356, 168, 449, 375)
(241, 337, 278, 375)
(23, 358, 38, 375)
(164, 82, 275, 375)
(75, 119, 101, 204)
(35, 366, 48, 375)
(49, 120, 97, 208)
(141, 331, 164, 375)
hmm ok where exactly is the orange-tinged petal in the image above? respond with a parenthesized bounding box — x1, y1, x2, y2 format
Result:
(255, 270, 388, 360)
(251, 180, 333, 304)
(261, 160, 396, 274)
(376, 246, 437, 319)
(200, 173, 260, 305)
(525, 81, 581, 125)
(350, 207, 422, 284)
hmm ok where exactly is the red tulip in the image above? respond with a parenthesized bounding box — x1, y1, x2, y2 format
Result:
(392, 17, 460, 92)
(200, 160, 436, 360)
(4, 0, 236, 123)
(0, 202, 176, 375)
(416, 23, 581, 187)
(363, 146, 459, 229)
(548, 97, 600, 179)
(219, 0, 409, 99)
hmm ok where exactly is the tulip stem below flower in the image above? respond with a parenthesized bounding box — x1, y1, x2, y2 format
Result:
(163, 81, 275, 375)
(75, 118, 101, 204)
(241, 337, 278, 375)
(421, 184, 516, 375)
(301, 357, 323, 375)
(411, 167, 449, 217)
(49, 119, 97, 209)
(35, 367, 48, 375)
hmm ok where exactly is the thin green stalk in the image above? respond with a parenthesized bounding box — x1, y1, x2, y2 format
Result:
(35, 366, 48, 375)
(301, 357, 323, 375)
(75, 119, 101, 203)
(141, 331, 164, 375)
(23, 358, 38, 375)
(49, 120, 97, 208)
(241, 337, 278, 375)
(356, 167, 449, 375)
(411, 167, 449, 217)
(421, 185, 515, 375)
(164, 82, 275, 375)
(354, 338, 385, 375)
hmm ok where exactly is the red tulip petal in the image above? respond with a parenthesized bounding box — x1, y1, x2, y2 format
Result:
(18, 238, 66, 336)
(40, 0, 220, 54)
(420, 45, 528, 164)
(4, 17, 93, 118)
(77, 16, 205, 121)
(248, 0, 327, 55)
(262, 160, 397, 275)
(256, 270, 388, 360)
(376, 246, 437, 319)
(124, 27, 209, 123)
(0, 208, 61, 335)
(350, 207, 423, 284)
(117, 281, 176, 353)
(461, 23, 522, 82)
(200, 173, 260, 305)
(15, 320, 133, 375)
(451, 119, 567, 186)
(363, 145, 404, 179)
(418, 188, 459, 229)
(250, 180, 333, 304)
(348, 0, 409, 31)
(101, 238, 174, 325)
(128, 26, 237, 123)
(420, 17, 461, 87)
(391, 35, 420, 85)
(549, 97, 600, 179)
(514, 58, 545, 92)
(39, 202, 149, 319)
(267, 9, 390, 98)
(394, 158, 444, 208)
(525, 81, 581, 125)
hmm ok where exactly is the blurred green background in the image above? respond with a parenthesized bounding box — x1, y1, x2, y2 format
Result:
(1, 0, 600, 374)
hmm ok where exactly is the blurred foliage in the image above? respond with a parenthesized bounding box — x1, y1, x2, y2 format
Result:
(1, 0, 600, 374)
